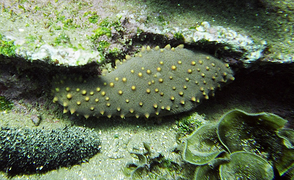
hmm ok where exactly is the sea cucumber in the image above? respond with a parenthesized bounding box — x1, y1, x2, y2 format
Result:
(52, 45, 234, 119)
(0, 127, 101, 174)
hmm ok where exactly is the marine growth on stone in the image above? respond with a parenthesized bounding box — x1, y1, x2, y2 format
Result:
(52, 44, 235, 119)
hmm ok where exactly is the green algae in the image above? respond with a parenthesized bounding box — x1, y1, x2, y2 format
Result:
(173, 32, 185, 41)
(92, 27, 112, 40)
(53, 33, 72, 46)
(88, 13, 100, 24)
(88, 17, 125, 61)
(183, 109, 294, 179)
(0, 96, 13, 111)
(90, 18, 123, 41)
(217, 109, 287, 153)
(278, 128, 294, 149)
(175, 113, 205, 135)
(0, 0, 99, 63)
(219, 151, 274, 180)
(183, 123, 226, 166)
(0, 34, 17, 57)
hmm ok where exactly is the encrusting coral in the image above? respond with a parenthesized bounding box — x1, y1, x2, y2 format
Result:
(52, 44, 234, 119)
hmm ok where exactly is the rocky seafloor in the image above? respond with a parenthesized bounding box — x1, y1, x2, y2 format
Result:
(0, 0, 294, 179)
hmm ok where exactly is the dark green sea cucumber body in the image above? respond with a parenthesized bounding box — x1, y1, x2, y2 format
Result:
(52, 45, 234, 119)
(0, 127, 101, 174)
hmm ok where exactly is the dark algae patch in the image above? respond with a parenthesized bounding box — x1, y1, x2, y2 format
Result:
(0, 96, 13, 111)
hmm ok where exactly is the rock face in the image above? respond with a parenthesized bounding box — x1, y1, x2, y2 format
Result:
(52, 45, 234, 119)
(0, 126, 101, 175)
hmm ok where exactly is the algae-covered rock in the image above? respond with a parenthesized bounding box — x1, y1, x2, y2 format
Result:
(1, 0, 293, 69)
(0, 1, 268, 66)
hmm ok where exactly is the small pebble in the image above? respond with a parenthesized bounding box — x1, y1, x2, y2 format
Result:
(31, 114, 41, 126)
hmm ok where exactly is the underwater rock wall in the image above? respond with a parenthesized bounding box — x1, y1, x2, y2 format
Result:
(52, 45, 234, 119)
